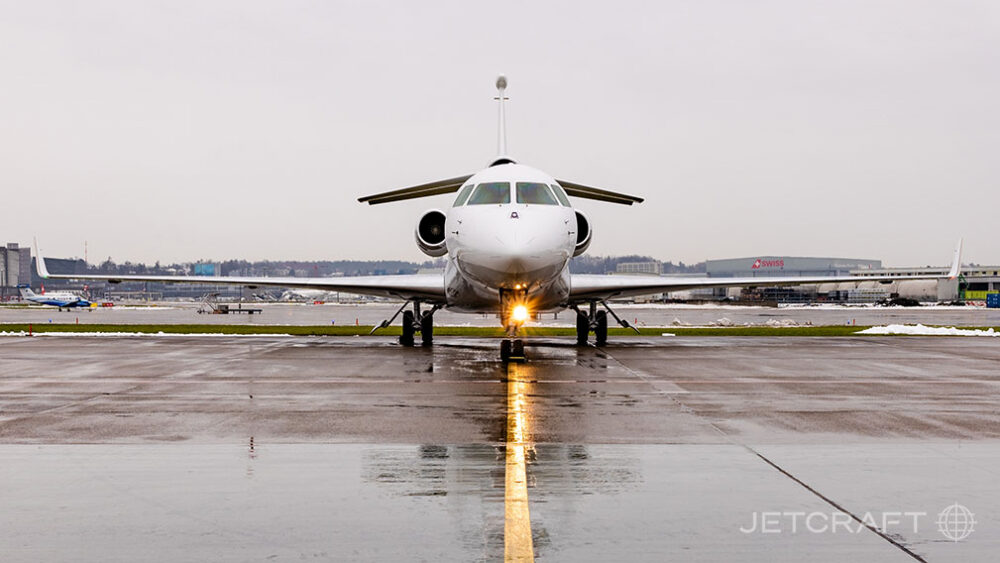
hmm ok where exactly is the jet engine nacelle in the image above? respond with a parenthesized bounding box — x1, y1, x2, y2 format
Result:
(415, 209, 448, 257)
(573, 210, 592, 257)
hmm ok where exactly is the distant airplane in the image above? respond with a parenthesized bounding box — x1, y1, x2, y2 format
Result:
(18, 284, 93, 310)
(35, 76, 962, 359)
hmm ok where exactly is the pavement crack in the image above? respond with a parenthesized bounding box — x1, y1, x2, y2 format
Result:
(747, 448, 928, 562)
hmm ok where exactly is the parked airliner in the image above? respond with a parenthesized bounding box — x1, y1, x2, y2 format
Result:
(35, 76, 961, 359)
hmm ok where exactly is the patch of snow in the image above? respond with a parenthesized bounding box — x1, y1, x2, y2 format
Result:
(856, 324, 999, 337)
(764, 319, 803, 327)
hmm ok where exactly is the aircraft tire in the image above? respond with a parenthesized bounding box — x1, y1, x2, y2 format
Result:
(575, 311, 589, 346)
(595, 310, 608, 346)
(420, 312, 434, 346)
(500, 339, 512, 362)
(512, 339, 524, 358)
(400, 310, 415, 347)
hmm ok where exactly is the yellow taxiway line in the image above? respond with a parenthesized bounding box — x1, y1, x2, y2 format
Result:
(504, 362, 534, 562)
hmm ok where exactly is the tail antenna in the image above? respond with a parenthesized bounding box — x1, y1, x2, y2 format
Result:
(495, 75, 509, 157)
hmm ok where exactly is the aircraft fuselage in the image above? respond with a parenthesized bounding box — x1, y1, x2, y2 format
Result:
(441, 163, 577, 313)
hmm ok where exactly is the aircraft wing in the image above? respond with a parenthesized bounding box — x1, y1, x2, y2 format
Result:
(569, 240, 963, 302)
(34, 245, 446, 302)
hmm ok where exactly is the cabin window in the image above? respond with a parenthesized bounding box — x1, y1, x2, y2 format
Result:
(516, 182, 558, 205)
(453, 184, 474, 206)
(467, 182, 511, 205)
(549, 184, 572, 206)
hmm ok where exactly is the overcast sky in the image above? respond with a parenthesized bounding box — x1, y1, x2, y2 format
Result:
(2, 1, 997, 267)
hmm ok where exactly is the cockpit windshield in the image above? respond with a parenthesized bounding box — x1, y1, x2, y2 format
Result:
(467, 182, 511, 205)
(516, 182, 558, 205)
(453, 184, 474, 207)
(549, 184, 572, 206)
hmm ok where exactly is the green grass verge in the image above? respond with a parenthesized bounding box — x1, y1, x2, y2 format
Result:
(3, 323, 996, 337)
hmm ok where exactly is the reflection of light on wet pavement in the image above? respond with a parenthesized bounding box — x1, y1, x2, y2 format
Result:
(505, 363, 534, 562)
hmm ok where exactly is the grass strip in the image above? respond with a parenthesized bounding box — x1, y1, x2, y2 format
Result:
(2, 323, 998, 337)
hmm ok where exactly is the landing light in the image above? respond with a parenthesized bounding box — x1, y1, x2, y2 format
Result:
(511, 305, 529, 323)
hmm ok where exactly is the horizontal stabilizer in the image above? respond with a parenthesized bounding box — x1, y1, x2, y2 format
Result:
(556, 179, 644, 205)
(358, 174, 473, 205)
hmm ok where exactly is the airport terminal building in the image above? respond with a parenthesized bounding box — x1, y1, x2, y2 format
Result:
(853, 265, 1000, 302)
(701, 256, 1000, 303)
(0, 243, 32, 300)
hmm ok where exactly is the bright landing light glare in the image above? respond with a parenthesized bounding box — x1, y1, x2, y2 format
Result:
(511, 305, 529, 323)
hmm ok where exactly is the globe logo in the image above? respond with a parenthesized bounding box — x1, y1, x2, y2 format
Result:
(937, 503, 975, 542)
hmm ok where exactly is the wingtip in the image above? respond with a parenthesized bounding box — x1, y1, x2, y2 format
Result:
(33, 237, 50, 279)
(948, 237, 963, 280)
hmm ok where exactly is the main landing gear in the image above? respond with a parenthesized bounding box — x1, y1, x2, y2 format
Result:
(571, 300, 640, 346)
(372, 300, 440, 347)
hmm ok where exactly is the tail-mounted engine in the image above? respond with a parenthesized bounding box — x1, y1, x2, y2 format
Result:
(573, 210, 592, 257)
(415, 209, 448, 257)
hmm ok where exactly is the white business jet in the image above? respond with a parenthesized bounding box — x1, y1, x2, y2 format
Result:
(35, 76, 962, 359)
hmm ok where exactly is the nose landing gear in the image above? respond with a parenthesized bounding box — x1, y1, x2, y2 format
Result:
(500, 338, 526, 363)
(498, 288, 530, 362)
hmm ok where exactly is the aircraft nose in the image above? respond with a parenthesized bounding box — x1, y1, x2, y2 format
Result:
(492, 212, 540, 255)
(455, 207, 571, 287)
(488, 214, 567, 275)
(493, 231, 531, 274)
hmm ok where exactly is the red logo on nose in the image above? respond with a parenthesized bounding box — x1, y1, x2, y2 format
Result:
(752, 259, 762, 269)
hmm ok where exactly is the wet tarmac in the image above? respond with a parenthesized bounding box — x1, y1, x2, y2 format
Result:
(0, 335, 998, 561)
(2, 301, 998, 328)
